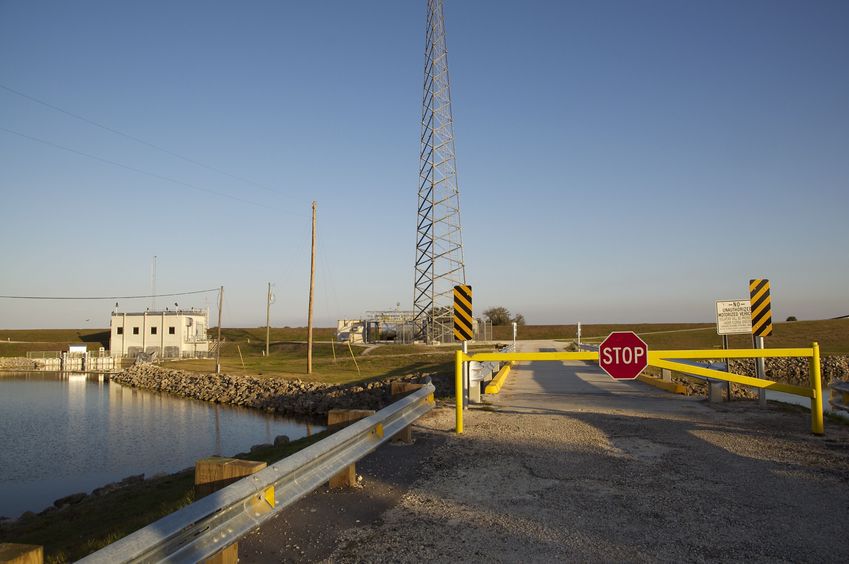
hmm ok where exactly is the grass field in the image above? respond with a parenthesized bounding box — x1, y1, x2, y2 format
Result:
(492, 321, 849, 353)
(2, 320, 845, 376)
(166, 340, 468, 385)
(0, 329, 111, 357)
(563, 320, 849, 354)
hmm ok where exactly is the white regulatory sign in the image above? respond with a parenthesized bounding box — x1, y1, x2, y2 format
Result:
(716, 300, 752, 335)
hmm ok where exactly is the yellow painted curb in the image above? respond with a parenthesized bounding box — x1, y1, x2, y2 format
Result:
(485, 363, 512, 394)
(637, 374, 686, 395)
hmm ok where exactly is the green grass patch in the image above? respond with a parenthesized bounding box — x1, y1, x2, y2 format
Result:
(0, 329, 111, 357)
(546, 320, 849, 355)
(4, 320, 844, 360)
(166, 340, 469, 385)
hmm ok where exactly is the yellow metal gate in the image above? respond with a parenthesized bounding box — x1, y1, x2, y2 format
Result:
(454, 343, 824, 435)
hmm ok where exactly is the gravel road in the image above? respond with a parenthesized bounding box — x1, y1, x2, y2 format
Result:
(244, 340, 849, 563)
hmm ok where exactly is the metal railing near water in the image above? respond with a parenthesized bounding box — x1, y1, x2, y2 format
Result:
(25, 351, 61, 359)
(78, 380, 436, 564)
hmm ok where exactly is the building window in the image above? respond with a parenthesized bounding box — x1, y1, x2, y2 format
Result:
(117, 327, 124, 335)
(169, 326, 176, 335)
(151, 327, 158, 335)
(133, 327, 139, 335)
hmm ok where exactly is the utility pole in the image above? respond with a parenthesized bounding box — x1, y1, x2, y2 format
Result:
(307, 202, 317, 374)
(266, 282, 272, 357)
(216, 286, 223, 374)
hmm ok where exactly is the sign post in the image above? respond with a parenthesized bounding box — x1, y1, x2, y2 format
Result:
(453, 284, 473, 410)
(716, 299, 752, 402)
(750, 279, 774, 408)
(598, 332, 648, 380)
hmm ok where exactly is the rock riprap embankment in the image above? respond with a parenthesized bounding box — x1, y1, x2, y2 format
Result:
(729, 355, 849, 387)
(111, 364, 443, 417)
(0, 357, 37, 370)
(665, 355, 848, 398)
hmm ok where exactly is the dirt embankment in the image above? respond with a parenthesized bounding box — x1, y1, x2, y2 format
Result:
(111, 364, 451, 417)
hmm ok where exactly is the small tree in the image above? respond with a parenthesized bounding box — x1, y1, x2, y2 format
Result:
(512, 313, 526, 326)
(786, 316, 798, 322)
(483, 306, 512, 326)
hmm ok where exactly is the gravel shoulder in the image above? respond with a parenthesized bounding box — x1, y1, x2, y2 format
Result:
(323, 402, 849, 563)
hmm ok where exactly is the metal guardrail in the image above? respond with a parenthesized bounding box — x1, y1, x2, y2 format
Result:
(469, 343, 514, 384)
(79, 380, 436, 563)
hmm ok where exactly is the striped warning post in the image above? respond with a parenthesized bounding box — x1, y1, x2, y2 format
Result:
(749, 279, 773, 337)
(453, 284, 473, 342)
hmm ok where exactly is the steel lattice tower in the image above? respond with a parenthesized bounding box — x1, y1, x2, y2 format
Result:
(413, 0, 466, 343)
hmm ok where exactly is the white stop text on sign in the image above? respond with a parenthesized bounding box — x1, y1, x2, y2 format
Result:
(601, 347, 645, 365)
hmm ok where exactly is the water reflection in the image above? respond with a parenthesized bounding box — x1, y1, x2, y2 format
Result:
(0, 372, 322, 519)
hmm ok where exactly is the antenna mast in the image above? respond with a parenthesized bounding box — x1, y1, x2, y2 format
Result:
(413, 0, 466, 343)
(151, 255, 157, 310)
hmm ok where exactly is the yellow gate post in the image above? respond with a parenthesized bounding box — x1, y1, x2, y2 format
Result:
(455, 350, 463, 434)
(810, 342, 824, 435)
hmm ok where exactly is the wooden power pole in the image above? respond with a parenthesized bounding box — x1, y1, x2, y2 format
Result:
(307, 202, 317, 374)
(216, 286, 224, 374)
(266, 282, 272, 357)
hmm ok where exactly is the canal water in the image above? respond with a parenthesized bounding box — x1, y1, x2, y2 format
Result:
(0, 372, 322, 519)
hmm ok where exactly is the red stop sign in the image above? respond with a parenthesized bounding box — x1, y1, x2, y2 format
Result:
(599, 331, 648, 380)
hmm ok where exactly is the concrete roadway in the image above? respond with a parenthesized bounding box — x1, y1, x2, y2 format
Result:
(242, 339, 849, 563)
(493, 339, 701, 413)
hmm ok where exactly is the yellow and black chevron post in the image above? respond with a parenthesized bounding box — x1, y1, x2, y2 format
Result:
(453, 284, 473, 342)
(749, 278, 773, 337)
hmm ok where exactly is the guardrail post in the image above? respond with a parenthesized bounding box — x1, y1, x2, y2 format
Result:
(708, 380, 725, 403)
(194, 457, 268, 564)
(390, 382, 423, 443)
(661, 368, 672, 383)
(327, 409, 376, 487)
(810, 342, 824, 435)
(0, 543, 43, 564)
(468, 361, 482, 404)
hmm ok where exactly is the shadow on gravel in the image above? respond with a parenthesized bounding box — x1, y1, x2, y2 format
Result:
(238, 431, 449, 563)
(342, 409, 849, 563)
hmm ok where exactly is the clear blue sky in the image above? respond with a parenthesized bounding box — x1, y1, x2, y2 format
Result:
(1, 0, 847, 329)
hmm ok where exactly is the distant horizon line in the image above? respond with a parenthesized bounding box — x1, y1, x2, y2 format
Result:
(2, 318, 845, 332)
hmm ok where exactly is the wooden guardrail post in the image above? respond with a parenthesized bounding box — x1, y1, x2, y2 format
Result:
(327, 409, 375, 487)
(391, 382, 424, 443)
(0, 543, 43, 564)
(195, 457, 267, 564)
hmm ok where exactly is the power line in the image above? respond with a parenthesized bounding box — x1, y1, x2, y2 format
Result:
(0, 126, 270, 209)
(0, 82, 279, 195)
(0, 288, 219, 300)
